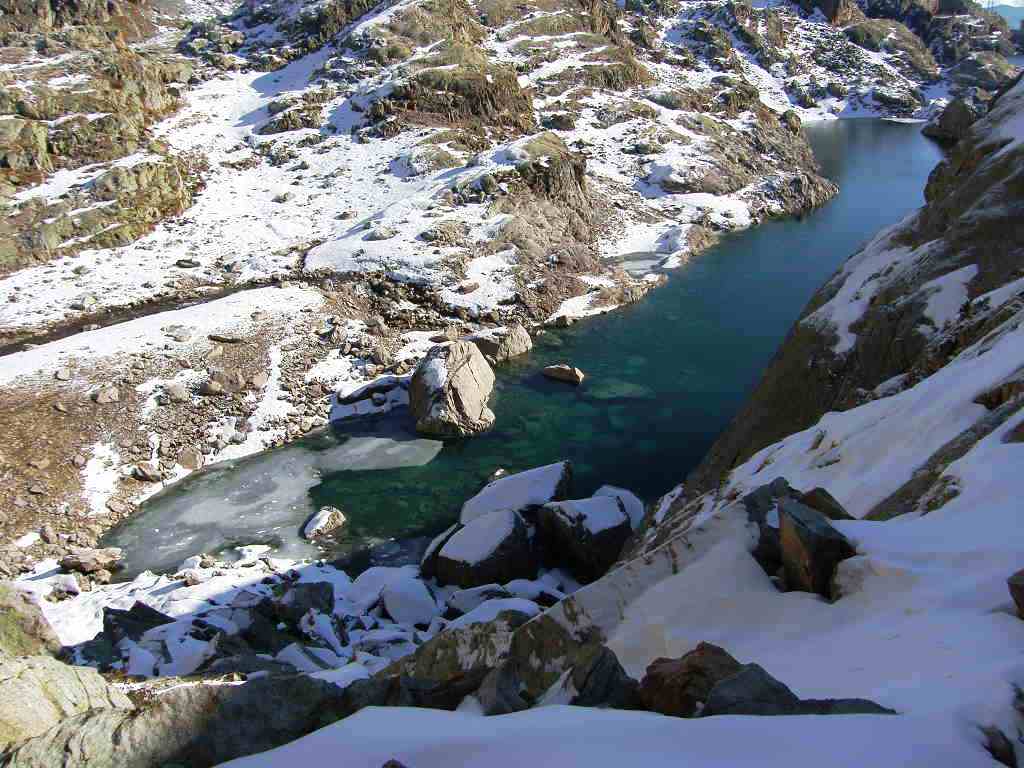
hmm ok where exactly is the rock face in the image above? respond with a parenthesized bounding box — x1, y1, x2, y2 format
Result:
(0, 655, 133, 748)
(409, 342, 496, 437)
(537, 497, 632, 583)
(0, 583, 60, 658)
(434, 509, 537, 588)
(778, 500, 856, 598)
(686, 77, 1024, 518)
(0, 674, 356, 768)
(639, 642, 743, 717)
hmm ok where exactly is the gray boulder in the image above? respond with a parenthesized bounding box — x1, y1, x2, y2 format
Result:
(567, 645, 641, 709)
(409, 342, 496, 437)
(778, 500, 856, 599)
(536, 497, 631, 583)
(702, 663, 894, 717)
(434, 509, 537, 588)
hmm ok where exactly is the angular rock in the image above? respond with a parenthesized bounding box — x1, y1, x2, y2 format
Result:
(742, 478, 802, 574)
(639, 642, 743, 717)
(460, 461, 572, 524)
(778, 500, 856, 599)
(301, 506, 347, 540)
(409, 342, 496, 437)
(102, 602, 174, 644)
(701, 663, 800, 716)
(132, 462, 163, 482)
(568, 645, 641, 709)
(434, 509, 537, 588)
(542, 363, 585, 385)
(445, 584, 512, 617)
(0, 656, 133, 748)
(536, 497, 631, 583)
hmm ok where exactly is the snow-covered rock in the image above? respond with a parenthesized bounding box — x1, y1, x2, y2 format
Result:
(300, 506, 347, 540)
(435, 509, 537, 588)
(381, 577, 438, 627)
(537, 497, 632, 583)
(460, 461, 572, 524)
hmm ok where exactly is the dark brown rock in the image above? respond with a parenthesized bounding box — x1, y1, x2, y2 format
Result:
(638, 642, 742, 717)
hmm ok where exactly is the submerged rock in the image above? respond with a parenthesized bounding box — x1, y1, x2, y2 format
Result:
(542, 363, 585, 385)
(301, 506, 347, 540)
(409, 342, 496, 438)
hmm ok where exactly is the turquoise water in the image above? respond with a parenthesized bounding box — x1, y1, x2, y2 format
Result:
(106, 120, 943, 577)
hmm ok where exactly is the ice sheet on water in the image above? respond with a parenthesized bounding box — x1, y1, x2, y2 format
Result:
(106, 422, 443, 577)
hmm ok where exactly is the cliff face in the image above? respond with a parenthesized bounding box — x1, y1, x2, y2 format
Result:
(686, 75, 1024, 515)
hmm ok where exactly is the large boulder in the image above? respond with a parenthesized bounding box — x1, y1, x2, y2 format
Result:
(949, 52, 1018, 92)
(465, 324, 533, 363)
(434, 509, 538, 587)
(0, 656, 133, 748)
(638, 642, 743, 717)
(536, 497, 632, 583)
(0, 583, 60, 658)
(460, 461, 572, 524)
(741, 478, 802, 574)
(778, 500, 856, 599)
(922, 98, 979, 144)
(409, 342, 496, 437)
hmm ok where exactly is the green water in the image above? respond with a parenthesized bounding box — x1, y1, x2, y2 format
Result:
(106, 119, 943, 577)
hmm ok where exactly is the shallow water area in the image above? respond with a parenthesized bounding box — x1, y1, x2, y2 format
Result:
(105, 119, 944, 578)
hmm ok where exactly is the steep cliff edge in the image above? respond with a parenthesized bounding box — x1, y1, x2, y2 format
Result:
(686, 74, 1024, 506)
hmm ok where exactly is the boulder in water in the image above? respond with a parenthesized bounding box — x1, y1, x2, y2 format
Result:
(465, 324, 533, 363)
(301, 506, 347, 540)
(460, 461, 572, 524)
(409, 342, 496, 437)
(542, 363, 585, 385)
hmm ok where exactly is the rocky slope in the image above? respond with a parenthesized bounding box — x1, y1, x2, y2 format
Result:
(0, 1, 1022, 765)
(3, 0, 985, 571)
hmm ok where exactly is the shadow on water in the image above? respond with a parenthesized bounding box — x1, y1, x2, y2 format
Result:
(104, 119, 944, 578)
